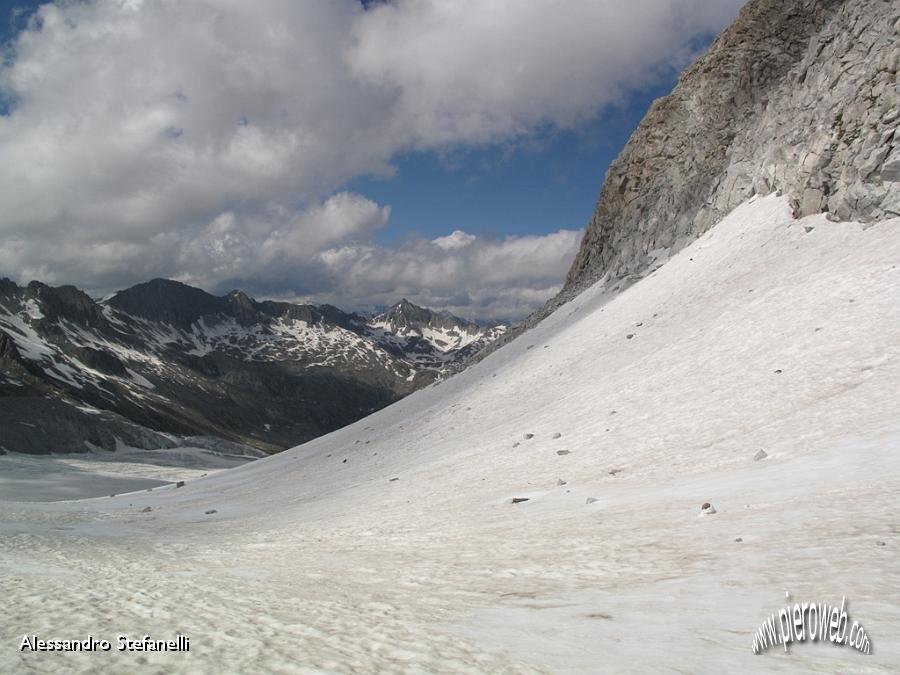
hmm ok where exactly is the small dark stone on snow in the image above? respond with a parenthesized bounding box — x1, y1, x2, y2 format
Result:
(876, 541, 887, 547)
(626, 334, 634, 339)
(754, 449, 768, 461)
(389, 477, 399, 482)
(205, 509, 217, 515)
(773, 369, 783, 374)
(734, 537, 743, 543)
(342, 459, 348, 463)
(804, 225, 815, 233)
(586, 497, 599, 505)
(552, 432, 562, 439)
(608, 468, 623, 476)
(175, 481, 185, 488)
(141, 506, 152, 513)
(512, 442, 520, 448)
(700, 502, 716, 514)
(556, 450, 571, 456)
(523, 433, 534, 440)
(511, 497, 530, 504)
(557, 479, 567, 486)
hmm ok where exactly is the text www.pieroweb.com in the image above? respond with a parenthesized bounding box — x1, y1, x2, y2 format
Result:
(752, 596, 870, 654)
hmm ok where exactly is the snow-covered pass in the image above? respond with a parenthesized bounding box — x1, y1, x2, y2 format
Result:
(752, 597, 871, 655)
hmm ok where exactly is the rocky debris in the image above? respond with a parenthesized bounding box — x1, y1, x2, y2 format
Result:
(876, 541, 887, 547)
(175, 481, 185, 488)
(735, 537, 743, 542)
(701, 502, 717, 515)
(586, 497, 599, 505)
(204, 509, 217, 515)
(141, 506, 152, 513)
(512, 442, 520, 448)
(556, 450, 571, 456)
(557, 479, 567, 486)
(608, 468, 623, 476)
(754, 449, 769, 461)
(342, 459, 348, 464)
(389, 477, 399, 482)
(523, 433, 535, 440)
(551, 432, 562, 439)
(626, 334, 634, 340)
(774, 369, 783, 374)
(510, 497, 530, 504)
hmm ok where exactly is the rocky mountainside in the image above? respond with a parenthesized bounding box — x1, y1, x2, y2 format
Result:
(0, 278, 504, 454)
(370, 299, 505, 365)
(564, 0, 898, 297)
(472, 0, 899, 359)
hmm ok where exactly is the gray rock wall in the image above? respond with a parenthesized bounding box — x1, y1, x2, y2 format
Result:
(564, 0, 899, 296)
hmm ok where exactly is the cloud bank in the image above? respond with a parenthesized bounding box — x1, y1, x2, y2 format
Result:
(0, 0, 744, 319)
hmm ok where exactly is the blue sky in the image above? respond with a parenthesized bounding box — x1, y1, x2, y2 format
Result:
(0, 1, 744, 319)
(353, 83, 675, 245)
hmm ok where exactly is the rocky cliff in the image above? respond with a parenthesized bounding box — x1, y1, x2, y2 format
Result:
(563, 0, 899, 297)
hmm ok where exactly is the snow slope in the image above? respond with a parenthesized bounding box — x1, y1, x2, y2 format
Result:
(2, 195, 899, 673)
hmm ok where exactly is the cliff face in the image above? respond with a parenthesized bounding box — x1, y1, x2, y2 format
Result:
(564, 0, 899, 295)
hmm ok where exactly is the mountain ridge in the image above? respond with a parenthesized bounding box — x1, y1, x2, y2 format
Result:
(0, 277, 505, 454)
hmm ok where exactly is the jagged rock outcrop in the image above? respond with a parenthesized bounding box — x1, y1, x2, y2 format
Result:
(564, 0, 899, 296)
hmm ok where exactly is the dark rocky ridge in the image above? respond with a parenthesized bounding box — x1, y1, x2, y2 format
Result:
(0, 278, 504, 454)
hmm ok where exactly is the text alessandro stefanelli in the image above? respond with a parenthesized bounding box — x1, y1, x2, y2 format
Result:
(20, 634, 189, 653)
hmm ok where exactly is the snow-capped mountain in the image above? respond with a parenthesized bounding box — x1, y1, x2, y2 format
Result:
(369, 299, 506, 366)
(0, 278, 504, 454)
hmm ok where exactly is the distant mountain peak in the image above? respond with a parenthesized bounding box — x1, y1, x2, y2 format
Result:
(0, 277, 505, 454)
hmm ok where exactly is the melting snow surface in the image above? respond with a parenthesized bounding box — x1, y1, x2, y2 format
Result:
(1, 196, 899, 672)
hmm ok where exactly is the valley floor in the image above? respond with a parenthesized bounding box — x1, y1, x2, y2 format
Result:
(1, 195, 899, 673)
(0, 447, 253, 502)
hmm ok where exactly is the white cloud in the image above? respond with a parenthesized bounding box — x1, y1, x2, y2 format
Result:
(308, 228, 584, 320)
(432, 230, 476, 251)
(0, 0, 745, 318)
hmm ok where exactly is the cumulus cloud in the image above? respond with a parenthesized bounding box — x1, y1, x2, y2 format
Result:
(267, 228, 583, 321)
(0, 0, 745, 319)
